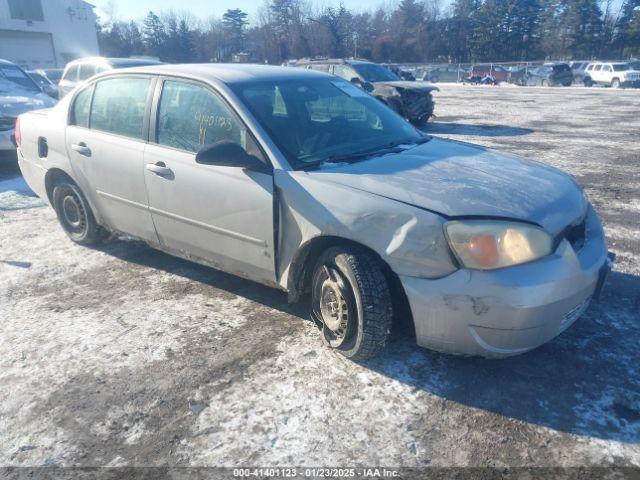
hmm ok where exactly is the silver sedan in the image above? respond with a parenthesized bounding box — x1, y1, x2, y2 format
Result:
(16, 64, 612, 359)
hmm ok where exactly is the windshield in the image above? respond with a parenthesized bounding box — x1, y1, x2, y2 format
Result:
(0, 64, 40, 92)
(352, 63, 400, 82)
(613, 64, 631, 71)
(234, 78, 427, 169)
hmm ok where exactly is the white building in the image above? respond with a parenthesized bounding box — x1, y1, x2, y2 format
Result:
(0, 0, 99, 69)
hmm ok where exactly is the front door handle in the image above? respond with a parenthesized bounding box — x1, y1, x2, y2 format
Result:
(71, 143, 91, 157)
(146, 162, 173, 177)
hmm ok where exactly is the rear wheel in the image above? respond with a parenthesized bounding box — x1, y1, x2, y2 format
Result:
(311, 247, 392, 360)
(541, 79, 548, 87)
(52, 181, 108, 245)
(584, 77, 593, 87)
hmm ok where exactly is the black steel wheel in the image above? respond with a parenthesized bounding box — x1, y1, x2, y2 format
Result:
(52, 181, 108, 245)
(311, 246, 392, 360)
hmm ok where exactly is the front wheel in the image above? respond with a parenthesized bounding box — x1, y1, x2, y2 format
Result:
(611, 78, 621, 89)
(52, 181, 108, 245)
(584, 77, 593, 87)
(311, 247, 393, 360)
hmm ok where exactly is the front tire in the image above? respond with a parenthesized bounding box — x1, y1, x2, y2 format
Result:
(52, 181, 108, 245)
(311, 247, 392, 360)
(611, 78, 621, 89)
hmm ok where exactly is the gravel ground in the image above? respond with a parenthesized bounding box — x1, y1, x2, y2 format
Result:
(0, 84, 639, 469)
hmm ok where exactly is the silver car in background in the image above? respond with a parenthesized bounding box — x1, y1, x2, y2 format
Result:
(16, 64, 612, 359)
(58, 57, 163, 98)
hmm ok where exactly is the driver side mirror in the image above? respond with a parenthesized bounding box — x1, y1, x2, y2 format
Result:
(195, 141, 271, 174)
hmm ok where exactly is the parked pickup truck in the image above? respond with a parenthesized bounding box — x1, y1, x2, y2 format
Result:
(17, 64, 613, 360)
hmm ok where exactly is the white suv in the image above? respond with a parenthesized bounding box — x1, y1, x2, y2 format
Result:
(583, 62, 640, 88)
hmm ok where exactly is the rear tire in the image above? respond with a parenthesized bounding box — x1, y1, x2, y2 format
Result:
(52, 181, 108, 245)
(311, 246, 392, 360)
(584, 77, 593, 87)
(541, 79, 548, 87)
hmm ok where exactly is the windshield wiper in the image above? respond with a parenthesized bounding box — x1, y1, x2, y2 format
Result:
(300, 136, 431, 170)
(326, 137, 431, 163)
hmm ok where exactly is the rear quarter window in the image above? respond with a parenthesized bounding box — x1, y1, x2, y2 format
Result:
(70, 84, 94, 127)
(63, 65, 79, 82)
(78, 63, 96, 81)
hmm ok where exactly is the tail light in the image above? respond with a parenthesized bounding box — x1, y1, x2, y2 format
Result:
(14, 117, 21, 147)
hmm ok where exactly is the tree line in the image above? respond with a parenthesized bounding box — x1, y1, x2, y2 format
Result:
(97, 0, 640, 65)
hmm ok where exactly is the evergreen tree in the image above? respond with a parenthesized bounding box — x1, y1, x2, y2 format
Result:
(222, 8, 249, 53)
(450, 0, 481, 62)
(615, 0, 640, 56)
(391, 0, 427, 62)
(142, 11, 167, 58)
(177, 20, 194, 62)
(316, 5, 352, 57)
(124, 21, 144, 56)
(565, 0, 603, 58)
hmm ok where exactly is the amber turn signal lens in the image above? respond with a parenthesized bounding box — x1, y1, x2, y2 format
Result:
(468, 234, 499, 268)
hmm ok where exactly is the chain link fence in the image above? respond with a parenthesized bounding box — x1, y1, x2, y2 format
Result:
(392, 61, 561, 85)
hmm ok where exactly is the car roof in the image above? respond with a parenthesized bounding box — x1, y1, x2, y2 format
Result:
(67, 56, 162, 67)
(0, 58, 18, 66)
(100, 63, 330, 85)
(296, 58, 375, 66)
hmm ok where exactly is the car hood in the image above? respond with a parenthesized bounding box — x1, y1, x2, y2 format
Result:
(307, 137, 586, 235)
(373, 80, 439, 92)
(0, 85, 56, 117)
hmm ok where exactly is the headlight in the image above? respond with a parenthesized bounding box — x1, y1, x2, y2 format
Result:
(444, 220, 553, 270)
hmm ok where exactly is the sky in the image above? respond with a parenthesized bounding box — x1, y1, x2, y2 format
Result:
(90, 0, 390, 23)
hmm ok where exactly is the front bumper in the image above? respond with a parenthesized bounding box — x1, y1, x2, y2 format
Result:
(621, 79, 640, 88)
(400, 206, 610, 358)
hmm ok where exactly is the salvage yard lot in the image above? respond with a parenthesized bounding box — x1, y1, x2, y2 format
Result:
(1, 85, 639, 467)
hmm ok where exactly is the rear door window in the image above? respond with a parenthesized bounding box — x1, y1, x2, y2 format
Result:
(89, 77, 152, 139)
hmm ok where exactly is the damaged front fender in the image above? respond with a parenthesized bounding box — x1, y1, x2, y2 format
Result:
(274, 170, 457, 294)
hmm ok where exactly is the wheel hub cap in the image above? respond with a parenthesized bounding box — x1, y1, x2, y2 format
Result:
(62, 195, 82, 228)
(319, 277, 348, 334)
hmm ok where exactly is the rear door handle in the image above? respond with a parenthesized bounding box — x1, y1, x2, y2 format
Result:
(71, 143, 91, 157)
(146, 162, 173, 177)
